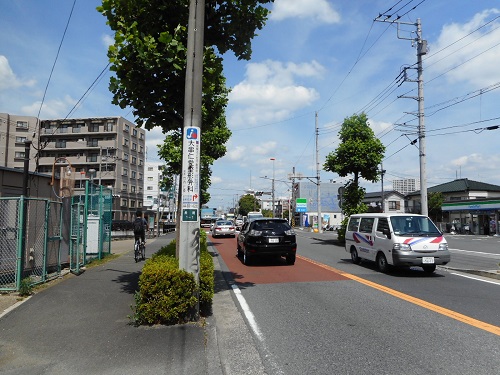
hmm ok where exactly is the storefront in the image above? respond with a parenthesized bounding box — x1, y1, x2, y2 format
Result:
(442, 199, 500, 235)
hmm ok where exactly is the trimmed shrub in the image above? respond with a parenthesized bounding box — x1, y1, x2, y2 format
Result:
(133, 229, 215, 325)
(134, 255, 198, 325)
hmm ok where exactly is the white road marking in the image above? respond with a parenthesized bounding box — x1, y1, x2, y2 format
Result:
(450, 272, 500, 285)
(231, 283, 263, 341)
(449, 248, 500, 259)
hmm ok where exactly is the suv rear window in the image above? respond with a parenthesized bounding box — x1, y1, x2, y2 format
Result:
(252, 220, 291, 233)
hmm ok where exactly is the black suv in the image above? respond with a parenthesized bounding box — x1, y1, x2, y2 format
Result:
(237, 218, 297, 265)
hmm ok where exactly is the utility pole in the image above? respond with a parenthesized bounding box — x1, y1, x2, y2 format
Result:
(380, 163, 386, 213)
(375, 17, 428, 216)
(315, 112, 322, 233)
(179, 0, 204, 284)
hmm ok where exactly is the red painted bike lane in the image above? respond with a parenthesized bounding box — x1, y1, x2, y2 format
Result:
(209, 235, 349, 285)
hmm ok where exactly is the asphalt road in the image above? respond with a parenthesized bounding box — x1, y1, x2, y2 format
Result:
(210, 229, 500, 375)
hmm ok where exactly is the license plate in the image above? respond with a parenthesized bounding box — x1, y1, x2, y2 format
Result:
(422, 257, 435, 264)
(268, 238, 279, 243)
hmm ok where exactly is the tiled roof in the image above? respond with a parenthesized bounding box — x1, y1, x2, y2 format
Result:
(364, 190, 405, 199)
(406, 178, 500, 196)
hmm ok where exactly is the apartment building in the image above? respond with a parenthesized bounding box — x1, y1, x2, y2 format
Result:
(143, 162, 178, 223)
(35, 116, 145, 221)
(0, 113, 39, 171)
(392, 178, 419, 195)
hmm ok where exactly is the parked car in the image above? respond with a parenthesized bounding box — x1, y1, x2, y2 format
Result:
(237, 218, 297, 265)
(111, 220, 134, 231)
(211, 220, 236, 238)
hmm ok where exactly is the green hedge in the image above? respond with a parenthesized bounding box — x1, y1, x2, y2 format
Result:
(132, 230, 214, 325)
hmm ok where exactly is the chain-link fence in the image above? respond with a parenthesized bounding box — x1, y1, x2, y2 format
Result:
(0, 197, 63, 291)
(0, 183, 112, 292)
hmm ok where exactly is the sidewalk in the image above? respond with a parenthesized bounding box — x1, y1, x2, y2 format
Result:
(0, 233, 266, 375)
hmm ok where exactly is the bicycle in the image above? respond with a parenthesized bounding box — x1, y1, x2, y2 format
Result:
(134, 239, 146, 262)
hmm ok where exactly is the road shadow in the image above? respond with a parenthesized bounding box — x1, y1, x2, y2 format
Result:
(109, 268, 141, 294)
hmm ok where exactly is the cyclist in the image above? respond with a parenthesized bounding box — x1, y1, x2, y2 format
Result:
(133, 210, 148, 254)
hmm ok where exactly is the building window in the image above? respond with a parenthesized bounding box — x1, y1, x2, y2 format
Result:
(87, 154, 98, 162)
(72, 123, 82, 133)
(140, 132, 144, 140)
(56, 140, 67, 148)
(138, 173, 143, 180)
(130, 200, 136, 208)
(87, 138, 98, 147)
(15, 151, 25, 158)
(147, 186, 153, 190)
(388, 201, 400, 211)
(104, 122, 114, 132)
(131, 186, 136, 193)
(123, 153, 129, 161)
(89, 124, 100, 132)
(58, 124, 69, 133)
(147, 177, 153, 181)
(124, 124, 130, 132)
(123, 138, 129, 147)
(139, 146, 144, 153)
(16, 121, 28, 129)
(132, 129, 138, 137)
(139, 159, 143, 166)
(15, 136, 27, 143)
(131, 156, 137, 164)
(122, 184, 128, 191)
(123, 168, 128, 176)
(148, 167, 154, 171)
(132, 142, 137, 151)
(121, 199, 127, 207)
(131, 171, 136, 179)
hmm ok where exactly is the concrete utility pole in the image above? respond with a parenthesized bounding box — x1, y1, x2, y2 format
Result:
(179, 0, 205, 282)
(315, 112, 322, 233)
(375, 17, 428, 216)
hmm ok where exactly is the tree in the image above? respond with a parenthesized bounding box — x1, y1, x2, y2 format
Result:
(238, 194, 260, 216)
(97, 0, 273, 203)
(428, 192, 444, 222)
(324, 113, 385, 240)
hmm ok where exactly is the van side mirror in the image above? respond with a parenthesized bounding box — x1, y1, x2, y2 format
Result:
(383, 228, 391, 239)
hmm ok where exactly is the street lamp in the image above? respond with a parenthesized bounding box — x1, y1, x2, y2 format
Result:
(270, 158, 275, 218)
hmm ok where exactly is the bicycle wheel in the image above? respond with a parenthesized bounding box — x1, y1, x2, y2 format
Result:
(141, 243, 146, 260)
(134, 241, 140, 263)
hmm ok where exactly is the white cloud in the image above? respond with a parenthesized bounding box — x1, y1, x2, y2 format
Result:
(101, 34, 114, 48)
(0, 55, 35, 90)
(428, 9, 500, 88)
(20, 96, 76, 118)
(226, 145, 247, 161)
(271, 0, 341, 24)
(229, 60, 323, 127)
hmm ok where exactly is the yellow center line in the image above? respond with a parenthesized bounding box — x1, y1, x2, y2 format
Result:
(298, 254, 500, 336)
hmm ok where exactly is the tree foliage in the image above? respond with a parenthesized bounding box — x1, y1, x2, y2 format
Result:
(428, 192, 444, 222)
(97, 0, 273, 204)
(238, 194, 260, 216)
(324, 113, 385, 240)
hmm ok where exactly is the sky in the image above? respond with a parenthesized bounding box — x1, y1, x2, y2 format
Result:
(1, 0, 500, 212)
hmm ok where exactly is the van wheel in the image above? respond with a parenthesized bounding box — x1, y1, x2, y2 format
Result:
(237, 244, 243, 258)
(286, 253, 296, 265)
(350, 248, 361, 264)
(422, 265, 436, 273)
(376, 253, 389, 273)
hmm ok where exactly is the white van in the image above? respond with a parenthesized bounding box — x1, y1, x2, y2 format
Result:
(345, 213, 450, 273)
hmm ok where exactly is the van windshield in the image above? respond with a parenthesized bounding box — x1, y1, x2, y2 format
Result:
(390, 216, 441, 236)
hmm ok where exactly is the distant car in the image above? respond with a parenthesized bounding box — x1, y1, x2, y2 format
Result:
(235, 218, 244, 231)
(111, 220, 133, 231)
(211, 220, 236, 238)
(237, 218, 297, 265)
